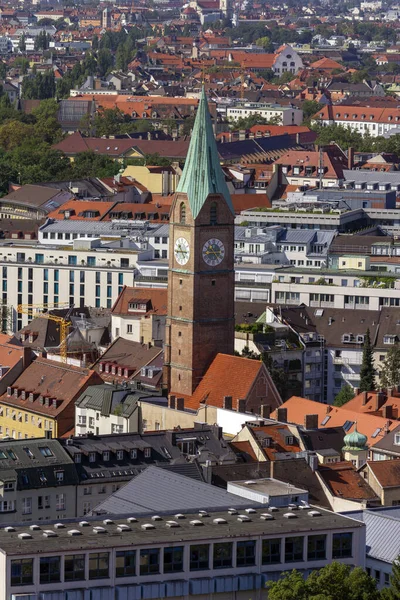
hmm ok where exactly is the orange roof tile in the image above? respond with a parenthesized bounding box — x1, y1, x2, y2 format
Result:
(272, 396, 397, 445)
(111, 286, 167, 317)
(310, 57, 346, 71)
(367, 459, 400, 488)
(229, 440, 258, 462)
(319, 461, 378, 500)
(47, 200, 117, 221)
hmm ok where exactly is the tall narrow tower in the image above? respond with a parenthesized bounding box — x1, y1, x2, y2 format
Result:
(164, 88, 235, 396)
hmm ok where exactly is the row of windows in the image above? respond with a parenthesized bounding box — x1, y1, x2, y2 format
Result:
(10, 534, 352, 586)
(5, 254, 131, 270)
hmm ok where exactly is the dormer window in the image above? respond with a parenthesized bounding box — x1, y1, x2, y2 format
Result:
(74, 453, 81, 463)
(388, 116, 393, 121)
(144, 448, 151, 458)
(116, 450, 124, 461)
(103, 451, 110, 461)
(89, 452, 96, 462)
(130, 449, 137, 459)
(344, 113, 348, 118)
(384, 335, 396, 345)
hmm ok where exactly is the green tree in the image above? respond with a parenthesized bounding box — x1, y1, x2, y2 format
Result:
(359, 328, 376, 392)
(334, 384, 355, 407)
(97, 47, 113, 77)
(268, 563, 380, 600)
(380, 344, 400, 389)
(381, 555, 400, 599)
(72, 151, 119, 178)
(255, 36, 272, 50)
(302, 100, 321, 122)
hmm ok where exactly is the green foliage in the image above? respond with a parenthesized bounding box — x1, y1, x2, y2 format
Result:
(22, 70, 56, 100)
(34, 31, 51, 51)
(382, 555, 400, 599)
(360, 328, 376, 392)
(268, 563, 380, 600)
(302, 99, 321, 123)
(255, 36, 272, 51)
(334, 384, 355, 407)
(72, 151, 119, 179)
(229, 112, 280, 131)
(235, 322, 266, 334)
(380, 344, 400, 389)
(360, 276, 396, 289)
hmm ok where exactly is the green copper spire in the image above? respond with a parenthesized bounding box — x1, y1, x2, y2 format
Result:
(177, 87, 234, 219)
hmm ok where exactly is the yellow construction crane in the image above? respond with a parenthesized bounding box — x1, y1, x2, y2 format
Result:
(17, 304, 72, 363)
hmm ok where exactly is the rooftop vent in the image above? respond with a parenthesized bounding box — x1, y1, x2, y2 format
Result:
(103, 519, 114, 525)
(141, 523, 155, 530)
(260, 513, 274, 520)
(245, 508, 256, 514)
(4, 526, 15, 533)
(284, 512, 297, 519)
(93, 526, 107, 534)
(213, 518, 227, 525)
(18, 533, 32, 539)
(166, 521, 179, 528)
(151, 515, 162, 521)
(198, 510, 209, 517)
(127, 517, 137, 523)
(190, 519, 204, 526)
(117, 524, 131, 532)
(79, 521, 90, 527)
(54, 523, 65, 529)
(29, 525, 40, 531)
(237, 515, 251, 522)
(308, 510, 322, 517)
(43, 530, 57, 538)
(299, 503, 311, 510)
(288, 503, 298, 510)
(68, 529, 82, 536)
(269, 506, 278, 512)
(245, 480, 257, 485)
(174, 513, 185, 519)
(228, 508, 238, 515)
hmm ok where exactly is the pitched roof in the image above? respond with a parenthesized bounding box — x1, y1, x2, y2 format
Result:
(272, 396, 396, 445)
(47, 200, 117, 221)
(93, 338, 162, 384)
(310, 57, 345, 70)
(185, 353, 281, 411)
(176, 87, 233, 218)
(111, 286, 167, 317)
(368, 460, 400, 488)
(318, 461, 378, 501)
(93, 465, 256, 515)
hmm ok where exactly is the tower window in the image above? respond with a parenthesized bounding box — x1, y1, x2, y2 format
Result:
(210, 202, 217, 225)
(178, 331, 182, 337)
(179, 305, 182, 311)
(180, 202, 186, 224)
(179, 279, 183, 285)
(212, 280, 216, 286)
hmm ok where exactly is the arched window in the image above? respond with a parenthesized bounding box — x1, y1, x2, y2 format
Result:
(180, 202, 186, 224)
(210, 202, 217, 225)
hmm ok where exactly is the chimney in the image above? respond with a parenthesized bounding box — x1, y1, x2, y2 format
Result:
(23, 346, 32, 370)
(304, 414, 319, 430)
(376, 391, 386, 411)
(362, 391, 368, 406)
(237, 398, 246, 412)
(326, 405, 333, 414)
(277, 407, 287, 422)
(168, 395, 176, 409)
(176, 397, 184, 411)
(383, 405, 393, 419)
(261, 404, 271, 419)
(223, 395, 232, 410)
(348, 146, 354, 170)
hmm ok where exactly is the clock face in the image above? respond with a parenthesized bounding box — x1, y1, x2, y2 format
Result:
(202, 238, 225, 266)
(174, 237, 190, 265)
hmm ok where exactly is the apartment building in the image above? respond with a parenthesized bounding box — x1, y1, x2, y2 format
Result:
(0, 438, 78, 523)
(0, 505, 365, 600)
(312, 105, 400, 137)
(111, 286, 167, 343)
(227, 103, 303, 126)
(0, 238, 149, 330)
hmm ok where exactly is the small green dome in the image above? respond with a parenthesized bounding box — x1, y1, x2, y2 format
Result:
(343, 424, 368, 451)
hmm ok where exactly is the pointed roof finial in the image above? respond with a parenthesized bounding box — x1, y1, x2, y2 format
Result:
(176, 86, 234, 219)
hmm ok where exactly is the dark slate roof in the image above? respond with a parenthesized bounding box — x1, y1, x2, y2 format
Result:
(75, 383, 142, 419)
(299, 427, 346, 454)
(0, 438, 78, 490)
(92, 465, 257, 515)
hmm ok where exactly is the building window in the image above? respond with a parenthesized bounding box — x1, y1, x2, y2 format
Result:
(89, 552, 109, 579)
(164, 546, 184, 573)
(332, 533, 352, 558)
(180, 202, 186, 224)
(116, 550, 136, 577)
(285, 536, 304, 562)
(262, 538, 281, 564)
(213, 542, 233, 569)
(40, 556, 61, 584)
(56, 493, 65, 511)
(64, 554, 85, 581)
(140, 548, 160, 575)
(237, 540, 256, 566)
(190, 544, 209, 571)
(210, 202, 217, 225)
(22, 497, 32, 515)
(307, 534, 326, 560)
(127, 324, 133, 334)
(11, 558, 33, 586)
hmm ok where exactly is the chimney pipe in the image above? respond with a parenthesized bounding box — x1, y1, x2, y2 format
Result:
(362, 391, 368, 406)
(276, 407, 287, 423)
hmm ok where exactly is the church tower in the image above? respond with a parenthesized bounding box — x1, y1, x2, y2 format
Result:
(164, 88, 235, 396)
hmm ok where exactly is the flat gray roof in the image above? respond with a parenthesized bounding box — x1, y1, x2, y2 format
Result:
(228, 478, 308, 497)
(0, 505, 363, 556)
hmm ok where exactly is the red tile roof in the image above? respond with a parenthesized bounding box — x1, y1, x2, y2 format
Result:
(319, 461, 378, 500)
(315, 104, 400, 124)
(367, 459, 400, 488)
(47, 200, 117, 221)
(272, 396, 397, 445)
(310, 57, 346, 71)
(111, 286, 167, 317)
(229, 440, 258, 462)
